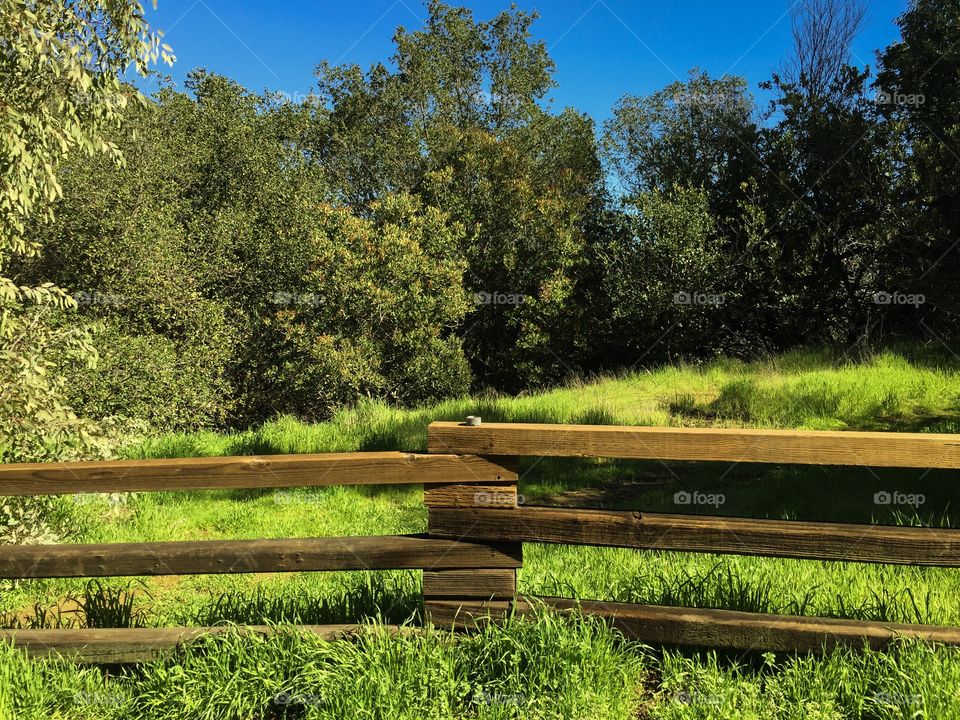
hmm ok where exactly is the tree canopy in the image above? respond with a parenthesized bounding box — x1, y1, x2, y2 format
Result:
(4, 0, 959, 439)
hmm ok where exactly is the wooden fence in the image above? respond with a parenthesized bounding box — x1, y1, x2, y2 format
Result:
(3, 421, 960, 662)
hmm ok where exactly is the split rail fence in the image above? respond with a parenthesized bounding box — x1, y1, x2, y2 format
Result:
(2, 421, 960, 662)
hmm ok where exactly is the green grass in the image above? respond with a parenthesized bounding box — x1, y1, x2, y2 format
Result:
(5, 346, 960, 718)
(123, 346, 960, 462)
(3, 609, 645, 720)
(6, 620, 960, 718)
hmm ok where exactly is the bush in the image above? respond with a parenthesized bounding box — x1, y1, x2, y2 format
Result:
(64, 323, 233, 431)
(598, 185, 731, 362)
(239, 194, 472, 421)
(0, 307, 105, 546)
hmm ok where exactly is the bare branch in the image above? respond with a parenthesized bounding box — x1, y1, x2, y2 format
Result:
(782, 0, 867, 97)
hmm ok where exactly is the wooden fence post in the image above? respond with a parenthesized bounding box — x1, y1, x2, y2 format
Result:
(423, 420, 522, 625)
(423, 472, 521, 623)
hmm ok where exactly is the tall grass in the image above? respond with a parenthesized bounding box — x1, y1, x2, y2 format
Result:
(123, 347, 960, 460)
(6, 621, 960, 719)
(3, 609, 646, 720)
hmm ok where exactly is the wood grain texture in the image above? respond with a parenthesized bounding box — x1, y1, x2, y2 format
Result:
(428, 506, 960, 566)
(0, 452, 517, 496)
(424, 597, 960, 652)
(424, 482, 518, 508)
(422, 569, 517, 599)
(0, 534, 523, 578)
(428, 421, 960, 468)
(2, 625, 412, 664)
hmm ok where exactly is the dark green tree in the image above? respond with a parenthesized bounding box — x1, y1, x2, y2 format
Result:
(877, 0, 960, 338)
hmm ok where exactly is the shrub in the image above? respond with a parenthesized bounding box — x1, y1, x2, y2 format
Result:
(240, 194, 472, 421)
(64, 323, 233, 431)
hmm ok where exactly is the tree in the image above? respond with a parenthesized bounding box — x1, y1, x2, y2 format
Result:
(597, 185, 731, 364)
(1, 0, 171, 462)
(602, 72, 777, 358)
(877, 0, 960, 338)
(253, 194, 472, 419)
(603, 70, 759, 209)
(22, 74, 240, 430)
(307, 1, 602, 390)
(760, 61, 904, 346)
(309, 0, 557, 209)
(423, 119, 597, 390)
(0, 1, 169, 546)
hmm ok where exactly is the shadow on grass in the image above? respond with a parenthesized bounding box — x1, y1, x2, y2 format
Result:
(521, 457, 960, 526)
(667, 364, 960, 433)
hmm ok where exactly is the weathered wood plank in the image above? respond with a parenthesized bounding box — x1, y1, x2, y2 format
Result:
(428, 506, 960, 566)
(422, 569, 517, 599)
(0, 535, 522, 579)
(428, 421, 960, 468)
(2, 625, 412, 664)
(16, 601, 960, 663)
(424, 597, 960, 652)
(0, 452, 516, 496)
(424, 482, 518, 508)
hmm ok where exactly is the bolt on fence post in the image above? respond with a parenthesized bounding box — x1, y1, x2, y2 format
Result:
(464, 415, 482, 426)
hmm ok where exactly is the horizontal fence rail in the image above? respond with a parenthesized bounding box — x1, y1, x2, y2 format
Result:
(0, 535, 522, 578)
(427, 506, 960, 566)
(0, 451, 516, 495)
(428, 421, 960, 468)
(426, 598, 960, 653)
(0, 625, 414, 665)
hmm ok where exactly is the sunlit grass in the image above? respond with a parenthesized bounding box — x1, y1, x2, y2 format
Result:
(7, 619, 960, 719)
(124, 347, 960, 461)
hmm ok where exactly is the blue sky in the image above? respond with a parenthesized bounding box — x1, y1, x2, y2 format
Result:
(141, 0, 909, 124)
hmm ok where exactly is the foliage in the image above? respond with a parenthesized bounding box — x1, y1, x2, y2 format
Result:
(5, 0, 960, 431)
(597, 185, 730, 363)
(877, 0, 960, 337)
(424, 121, 597, 389)
(603, 70, 758, 206)
(0, 0, 169, 548)
(757, 64, 906, 346)
(63, 323, 231, 430)
(248, 193, 472, 420)
(309, 1, 600, 390)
